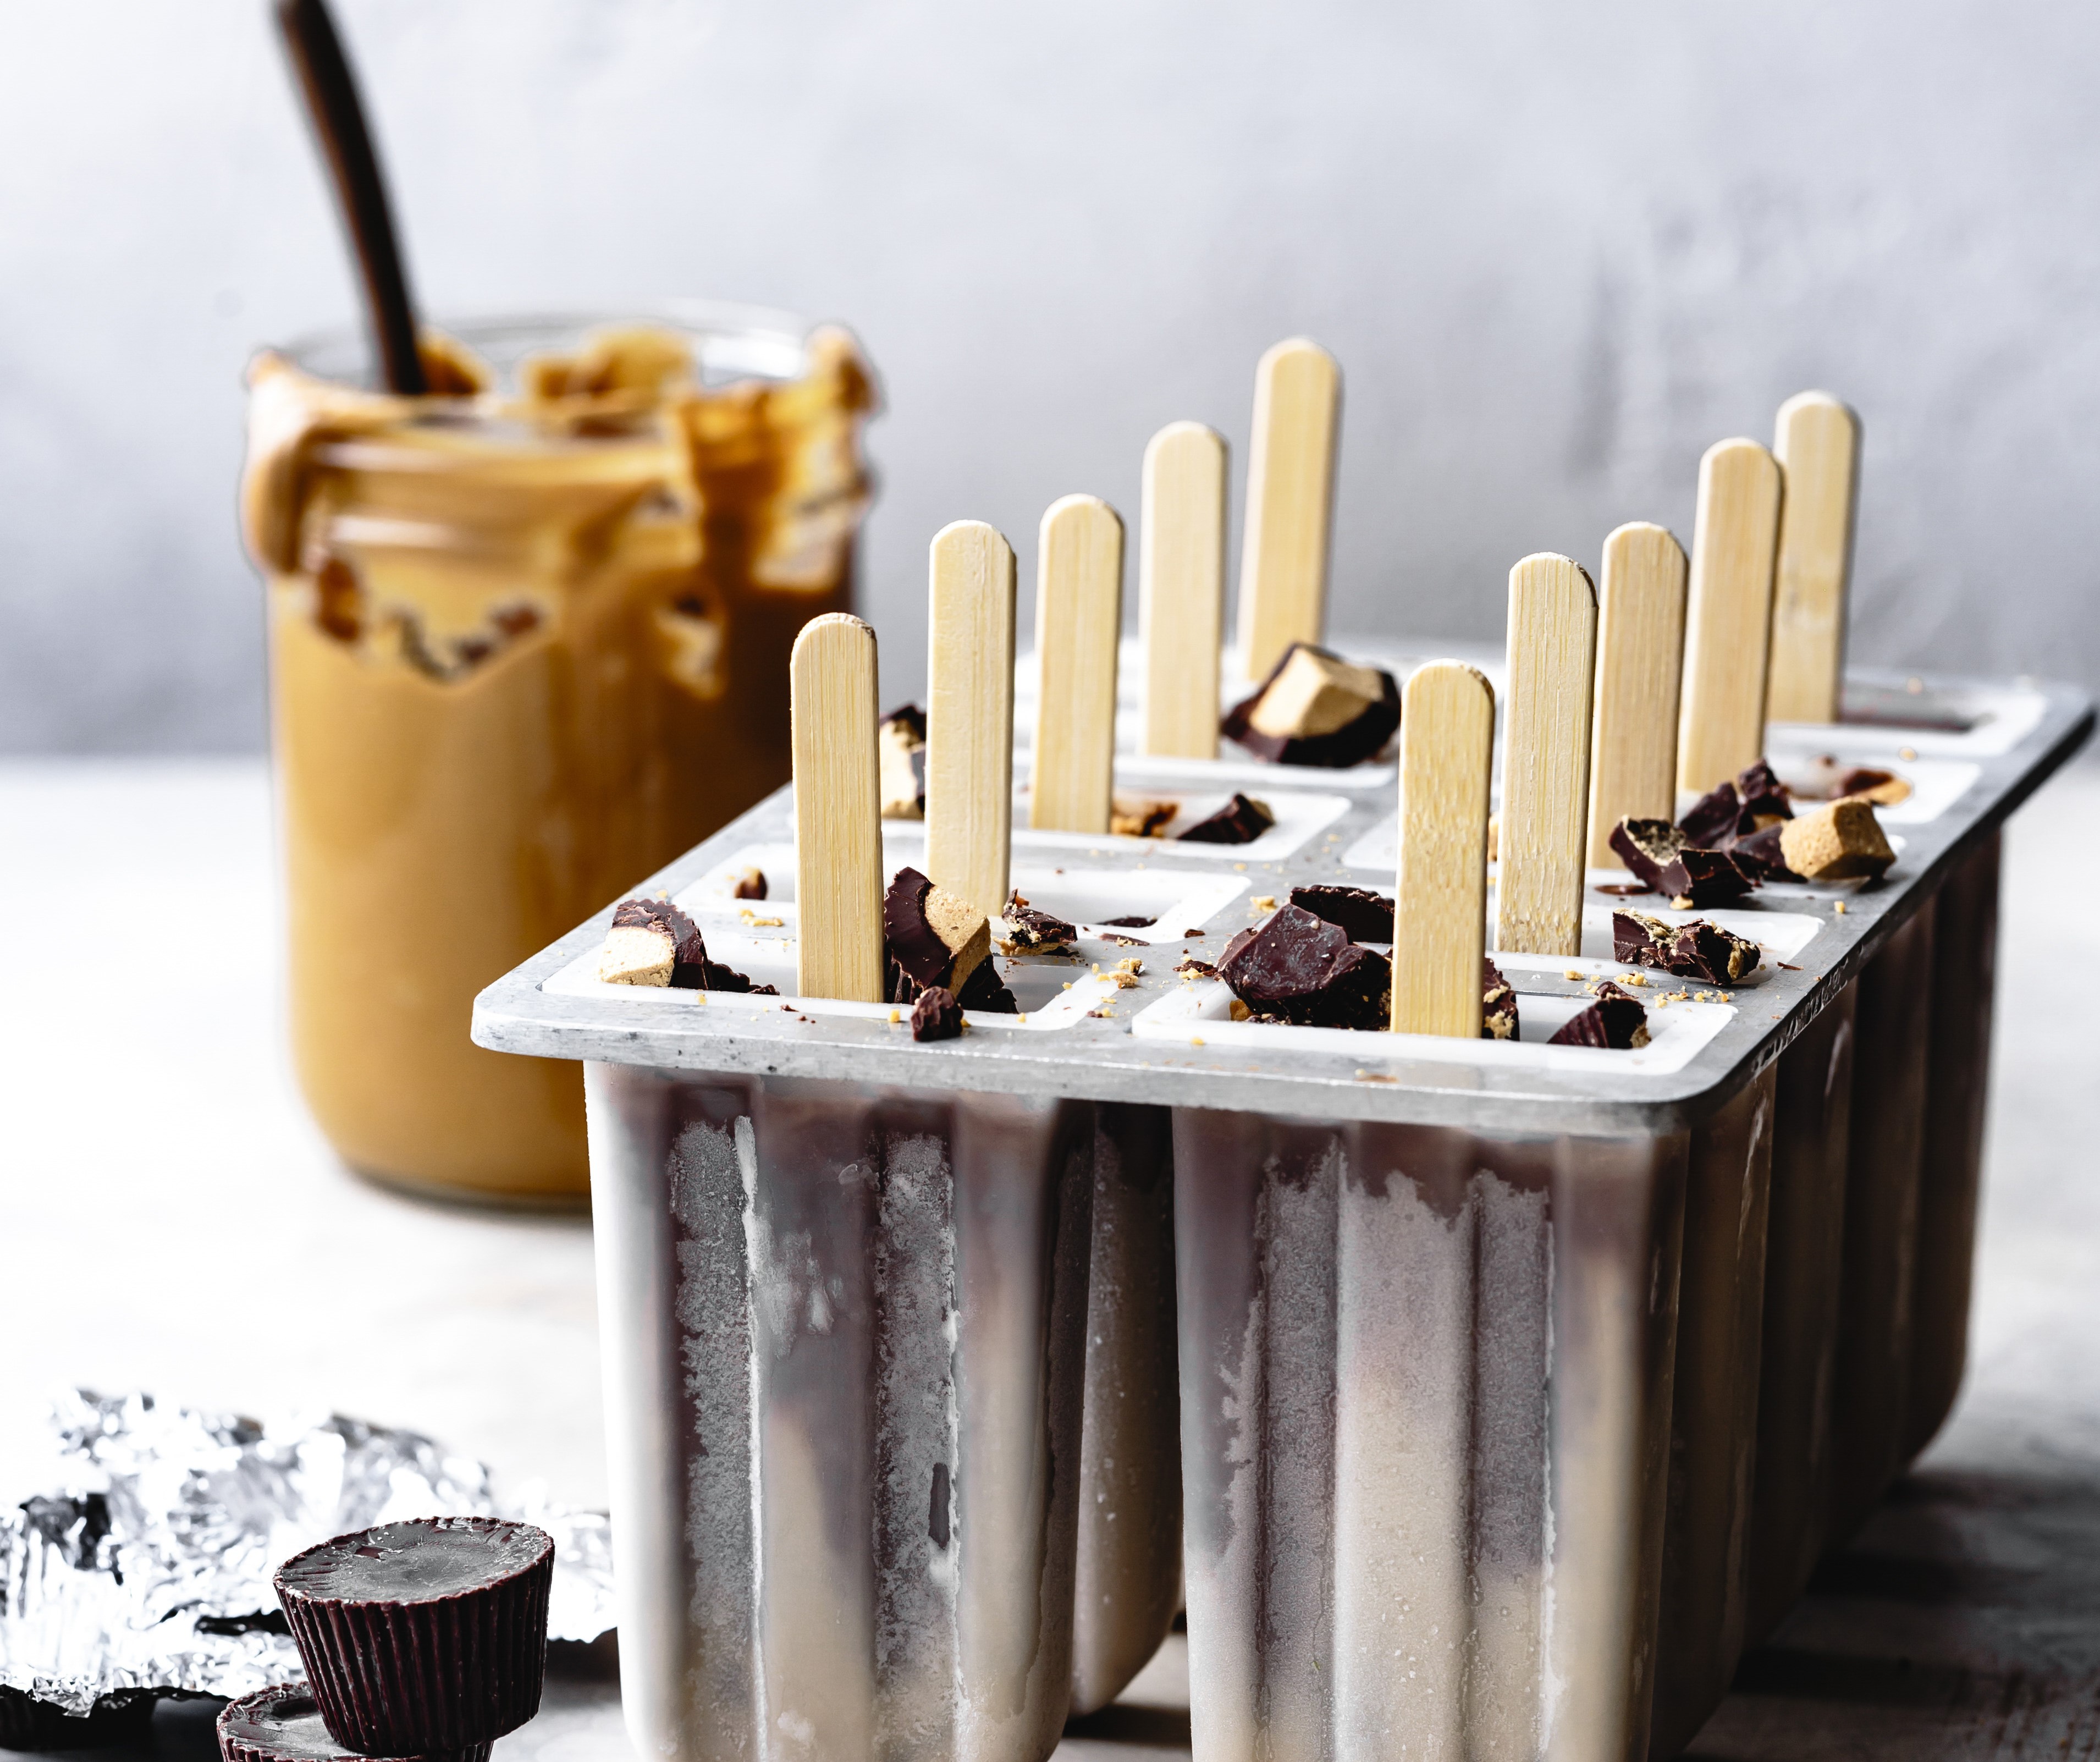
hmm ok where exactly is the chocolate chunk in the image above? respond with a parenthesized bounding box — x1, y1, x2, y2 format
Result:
(1728, 821, 1802, 882)
(910, 985, 964, 1042)
(1655, 845, 1756, 910)
(1221, 643, 1402, 768)
(1677, 781, 1743, 849)
(1482, 958, 1519, 1040)
(273, 1517, 553, 1756)
(878, 706, 928, 819)
(1734, 758, 1794, 826)
(1612, 910, 1761, 984)
(1176, 792, 1276, 845)
(1216, 903, 1391, 1030)
(730, 867, 768, 901)
(1288, 884, 1395, 944)
(1608, 818, 1687, 890)
(1099, 914, 1156, 928)
(217, 1685, 484, 1762)
(1100, 932, 1145, 947)
(883, 867, 990, 994)
(999, 893, 1078, 954)
(1110, 798, 1178, 839)
(1175, 955, 1220, 979)
(1779, 798, 1896, 882)
(955, 957, 1019, 1014)
(1548, 982, 1651, 1050)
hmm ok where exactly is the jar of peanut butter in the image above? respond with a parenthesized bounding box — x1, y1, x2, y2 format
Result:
(240, 307, 878, 1204)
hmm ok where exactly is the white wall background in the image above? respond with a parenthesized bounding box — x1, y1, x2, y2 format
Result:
(3, 0, 2096, 751)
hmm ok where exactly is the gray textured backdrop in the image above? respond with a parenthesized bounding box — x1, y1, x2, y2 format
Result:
(3, 0, 2096, 751)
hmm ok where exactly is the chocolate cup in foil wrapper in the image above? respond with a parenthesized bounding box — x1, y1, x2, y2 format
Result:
(275, 1518, 552, 1754)
(217, 1683, 493, 1762)
(1, 1391, 610, 1721)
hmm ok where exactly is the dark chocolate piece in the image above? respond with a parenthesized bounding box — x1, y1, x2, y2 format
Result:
(1100, 933, 1145, 947)
(1653, 846, 1756, 910)
(3, 1688, 157, 1753)
(1175, 956, 1220, 979)
(1215, 903, 1391, 1030)
(1176, 792, 1276, 845)
(273, 1517, 552, 1756)
(1288, 884, 1395, 944)
(1677, 781, 1743, 849)
(1734, 758, 1793, 825)
(1548, 981, 1651, 1050)
(1727, 822, 1801, 882)
(1608, 818, 1686, 890)
(1221, 643, 1402, 768)
(1482, 958, 1519, 1041)
(882, 867, 990, 994)
(1000, 894, 1078, 954)
(1611, 910, 1761, 984)
(217, 1686, 488, 1762)
(730, 867, 768, 901)
(1099, 915, 1156, 928)
(910, 985, 964, 1042)
(954, 957, 1019, 1014)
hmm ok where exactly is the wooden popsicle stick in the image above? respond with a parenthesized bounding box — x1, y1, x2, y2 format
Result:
(1236, 338, 1341, 681)
(1766, 392, 1862, 726)
(1030, 494, 1125, 833)
(1677, 438, 1783, 795)
(1391, 660, 1496, 1038)
(1586, 522, 1689, 866)
(924, 520, 1018, 920)
(1139, 422, 1228, 758)
(1497, 553, 1599, 957)
(791, 613, 885, 1002)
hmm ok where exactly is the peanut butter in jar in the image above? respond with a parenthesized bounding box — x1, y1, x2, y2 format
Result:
(241, 309, 878, 1203)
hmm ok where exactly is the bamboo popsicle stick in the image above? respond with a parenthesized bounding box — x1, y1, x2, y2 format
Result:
(924, 519, 1018, 920)
(791, 613, 885, 1002)
(1766, 392, 1862, 726)
(1391, 660, 1496, 1038)
(1139, 422, 1228, 758)
(1030, 494, 1125, 833)
(1236, 338, 1341, 681)
(1677, 438, 1783, 795)
(1587, 522, 1689, 866)
(1497, 553, 1598, 957)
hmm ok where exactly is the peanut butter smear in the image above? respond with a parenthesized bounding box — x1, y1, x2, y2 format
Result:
(242, 320, 876, 1201)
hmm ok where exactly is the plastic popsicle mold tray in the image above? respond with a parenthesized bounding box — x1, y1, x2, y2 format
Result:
(476, 666, 2089, 1762)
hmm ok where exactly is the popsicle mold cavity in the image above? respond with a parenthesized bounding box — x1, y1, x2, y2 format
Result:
(583, 1068, 1095, 1762)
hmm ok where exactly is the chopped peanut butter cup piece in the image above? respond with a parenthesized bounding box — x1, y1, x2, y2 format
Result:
(1779, 797, 1896, 882)
(1110, 798, 1178, 839)
(878, 704, 927, 819)
(1221, 643, 1401, 768)
(1482, 959, 1520, 1040)
(998, 892, 1078, 955)
(1548, 981, 1651, 1049)
(883, 866, 990, 997)
(1176, 792, 1275, 845)
(1612, 910, 1761, 984)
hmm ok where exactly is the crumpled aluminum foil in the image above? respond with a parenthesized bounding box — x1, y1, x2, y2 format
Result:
(1, 1390, 614, 1714)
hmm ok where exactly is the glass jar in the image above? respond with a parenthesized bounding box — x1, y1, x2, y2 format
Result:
(240, 306, 878, 1204)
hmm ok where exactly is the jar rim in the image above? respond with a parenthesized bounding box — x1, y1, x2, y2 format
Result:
(281, 300, 822, 395)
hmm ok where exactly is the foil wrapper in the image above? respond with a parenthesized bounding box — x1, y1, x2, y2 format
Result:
(0, 1390, 614, 1715)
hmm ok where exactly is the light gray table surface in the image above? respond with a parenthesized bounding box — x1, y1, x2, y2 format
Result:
(3, 756, 2097, 1761)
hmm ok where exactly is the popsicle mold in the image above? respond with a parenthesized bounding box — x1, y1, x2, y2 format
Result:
(475, 664, 2090, 1761)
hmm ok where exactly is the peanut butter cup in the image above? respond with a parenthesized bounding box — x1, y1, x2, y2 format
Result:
(273, 1516, 552, 1757)
(217, 1685, 490, 1762)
